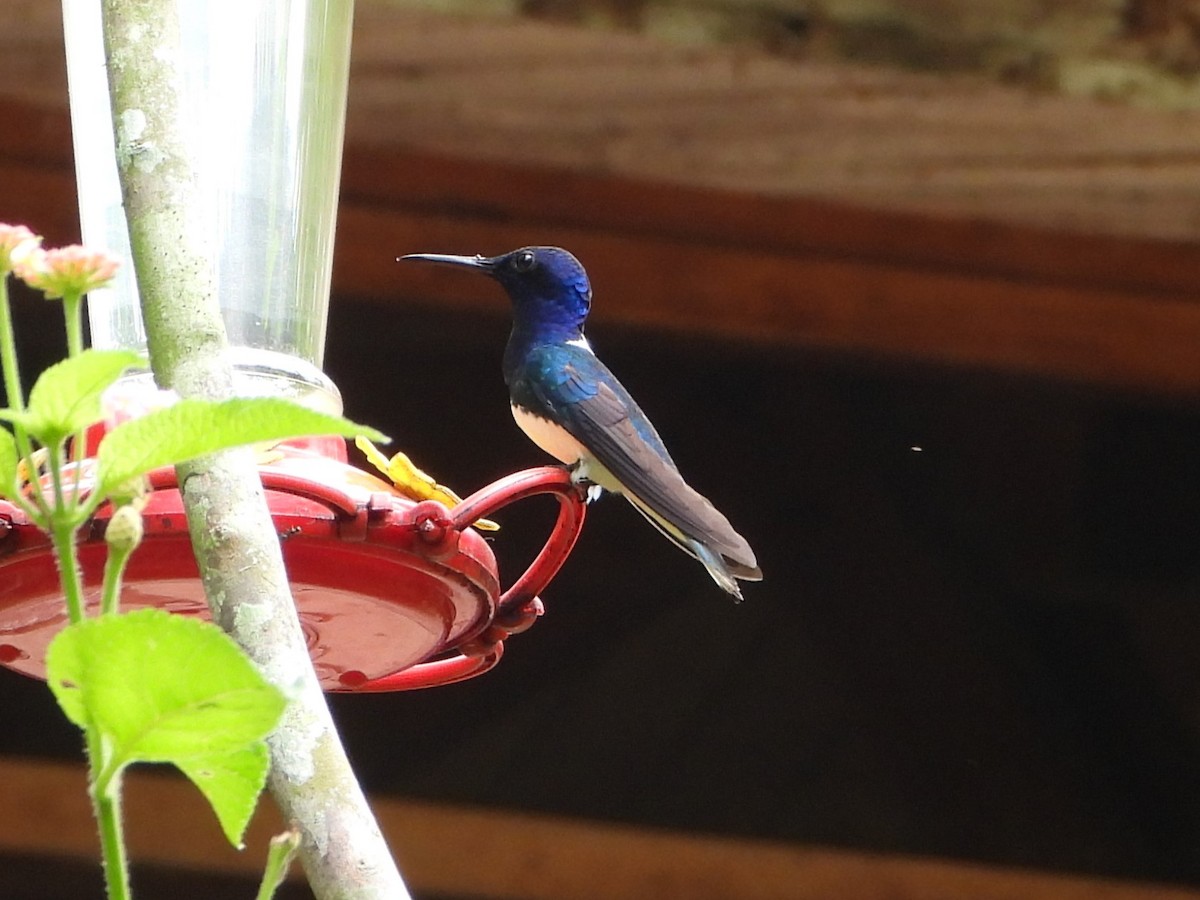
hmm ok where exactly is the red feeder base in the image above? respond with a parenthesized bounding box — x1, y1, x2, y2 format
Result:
(0, 438, 586, 691)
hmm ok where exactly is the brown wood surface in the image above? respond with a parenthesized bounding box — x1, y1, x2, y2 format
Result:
(341, 5, 1200, 244)
(1, 2, 1200, 394)
(336, 200, 1200, 394)
(1, 756, 1197, 900)
(2, 0, 1200, 244)
(2, 95, 1200, 395)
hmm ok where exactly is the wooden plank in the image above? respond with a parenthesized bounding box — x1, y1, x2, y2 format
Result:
(340, 5, 1200, 243)
(4, 1, 1200, 244)
(0, 93, 71, 170)
(334, 201, 1200, 394)
(7, 88, 1200, 303)
(3, 115, 1200, 395)
(340, 145, 1200, 300)
(0, 756, 1197, 900)
(0, 160, 80, 245)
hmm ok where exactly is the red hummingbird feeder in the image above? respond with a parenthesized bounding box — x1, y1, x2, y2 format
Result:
(0, 1, 588, 691)
(0, 437, 586, 691)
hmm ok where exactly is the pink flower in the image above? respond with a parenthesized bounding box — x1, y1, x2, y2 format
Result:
(14, 244, 120, 298)
(0, 223, 42, 275)
(101, 381, 178, 433)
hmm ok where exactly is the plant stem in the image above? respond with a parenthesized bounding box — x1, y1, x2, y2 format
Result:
(88, 732, 131, 900)
(0, 274, 50, 519)
(22, 283, 125, 897)
(0, 275, 26, 415)
(101, 2, 409, 896)
(63, 292, 89, 509)
(45, 444, 69, 517)
(50, 513, 87, 623)
(100, 540, 132, 616)
(256, 830, 301, 900)
(63, 292, 84, 359)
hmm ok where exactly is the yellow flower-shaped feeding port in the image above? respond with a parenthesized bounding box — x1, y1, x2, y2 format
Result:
(14, 447, 50, 497)
(355, 437, 499, 532)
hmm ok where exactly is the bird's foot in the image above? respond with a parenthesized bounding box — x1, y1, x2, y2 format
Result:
(565, 461, 605, 504)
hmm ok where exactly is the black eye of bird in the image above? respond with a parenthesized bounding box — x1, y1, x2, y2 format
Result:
(512, 250, 537, 273)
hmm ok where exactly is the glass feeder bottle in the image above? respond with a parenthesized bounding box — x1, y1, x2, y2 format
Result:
(61, 0, 353, 414)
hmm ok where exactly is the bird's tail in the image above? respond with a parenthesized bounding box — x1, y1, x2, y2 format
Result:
(625, 494, 762, 601)
(689, 538, 748, 601)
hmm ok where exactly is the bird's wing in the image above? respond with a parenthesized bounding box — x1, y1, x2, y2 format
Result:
(523, 345, 759, 572)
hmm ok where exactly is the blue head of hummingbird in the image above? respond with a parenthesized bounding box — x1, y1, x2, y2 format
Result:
(401, 246, 762, 599)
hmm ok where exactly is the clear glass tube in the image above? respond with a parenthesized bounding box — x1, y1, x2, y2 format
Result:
(61, 0, 354, 414)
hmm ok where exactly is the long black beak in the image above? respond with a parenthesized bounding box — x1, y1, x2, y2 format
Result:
(399, 252, 496, 272)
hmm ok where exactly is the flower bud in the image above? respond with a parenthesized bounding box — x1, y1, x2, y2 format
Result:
(0, 223, 42, 275)
(105, 503, 145, 554)
(106, 475, 150, 513)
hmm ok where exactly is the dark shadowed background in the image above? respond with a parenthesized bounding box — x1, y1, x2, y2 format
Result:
(4, 278, 1200, 894)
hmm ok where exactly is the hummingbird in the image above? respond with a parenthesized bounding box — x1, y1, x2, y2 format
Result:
(401, 246, 762, 599)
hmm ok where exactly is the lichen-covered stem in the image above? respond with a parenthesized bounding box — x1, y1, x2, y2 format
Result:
(99, 2, 409, 896)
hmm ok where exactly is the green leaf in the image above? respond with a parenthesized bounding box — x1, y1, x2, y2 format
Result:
(47, 608, 287, 759)
(46, 609, 287, 846)
(0, 426, 17, 499)
(21, 349, 144, 447)
(176, 746, 270, 848)
(95, 396, 387, 495)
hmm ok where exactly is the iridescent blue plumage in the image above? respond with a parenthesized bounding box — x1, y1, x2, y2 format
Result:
(401, 246, 761, 598)
(508, 343, 675, 465)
